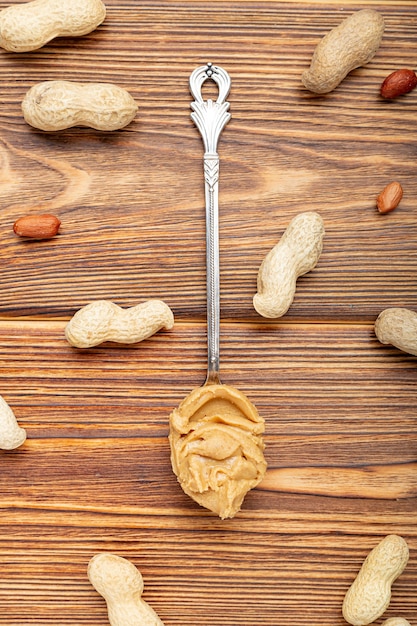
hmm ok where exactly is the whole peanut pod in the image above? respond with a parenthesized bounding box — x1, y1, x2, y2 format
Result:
(65, 299, 174, 348)
(253, 211, 324, 318)
(302, 9, 384, 94)
(381, 619, 412, 626)
(22, 81, 138, 131)
(0, 395, 26, 450)
(342, 535, 409, 626)
(0, 0, 106, 52)
(88, 553, 165, 626)
(375, 307, 417, 356)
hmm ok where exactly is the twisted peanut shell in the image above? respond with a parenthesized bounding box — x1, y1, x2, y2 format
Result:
(65, 300, 174, 348)
(253, 211, 324, 319)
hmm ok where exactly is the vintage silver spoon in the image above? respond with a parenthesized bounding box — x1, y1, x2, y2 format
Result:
(190, 61, 231, 385)
(169, 64, 267, 519)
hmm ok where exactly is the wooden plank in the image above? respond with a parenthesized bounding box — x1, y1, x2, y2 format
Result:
(0, 320, 415, 623)
(0, 2, 414, 319)
(0, 527, 415, 625)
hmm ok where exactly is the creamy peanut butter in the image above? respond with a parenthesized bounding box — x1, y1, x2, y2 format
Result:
(169, 384, 266, 519)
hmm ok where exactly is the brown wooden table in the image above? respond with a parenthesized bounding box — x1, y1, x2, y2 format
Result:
(0, 1, 415, 624)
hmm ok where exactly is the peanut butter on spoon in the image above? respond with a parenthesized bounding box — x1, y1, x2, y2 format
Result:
(169, 64, 266, 519)
(170, 384, 266, 519)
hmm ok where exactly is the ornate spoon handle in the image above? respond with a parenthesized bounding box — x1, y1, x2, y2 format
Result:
(189, 63, 232, 385)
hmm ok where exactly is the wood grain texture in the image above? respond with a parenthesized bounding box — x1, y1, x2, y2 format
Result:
(0, 2, 415, 320)
(0, 1, 415, 625)
(0, 319, 416, 624)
